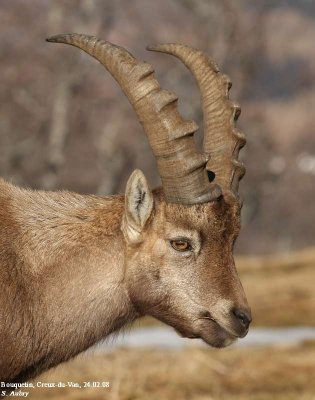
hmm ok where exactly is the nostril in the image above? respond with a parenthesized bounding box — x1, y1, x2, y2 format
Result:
(233, 308, 252, 329)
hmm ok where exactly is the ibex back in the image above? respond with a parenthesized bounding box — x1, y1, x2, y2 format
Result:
(0, 34, 251, 383)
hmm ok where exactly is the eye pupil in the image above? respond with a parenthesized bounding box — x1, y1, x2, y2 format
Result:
(170, 240, 191, 252)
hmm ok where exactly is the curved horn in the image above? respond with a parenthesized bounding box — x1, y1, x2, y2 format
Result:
(46, 34, 221, 204)
(147, 43, 246, 194)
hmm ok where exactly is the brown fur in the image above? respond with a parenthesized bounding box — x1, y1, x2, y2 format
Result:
(0, 171, 250, 382)
(0, 178, 133, 382)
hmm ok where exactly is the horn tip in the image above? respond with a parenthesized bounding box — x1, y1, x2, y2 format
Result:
(46, 33, 81, 44)
(146, 44, 161, 52)
(46, 34, 67, 43)
(46, 36, 56, 43)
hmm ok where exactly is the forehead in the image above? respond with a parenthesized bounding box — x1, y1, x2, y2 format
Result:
(160, 192, 241, 232)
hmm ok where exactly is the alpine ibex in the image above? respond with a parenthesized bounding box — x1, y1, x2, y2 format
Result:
(0, 34, 251, 383)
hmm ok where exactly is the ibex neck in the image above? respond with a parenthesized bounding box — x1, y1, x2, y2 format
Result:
(0, 182, 137, 381)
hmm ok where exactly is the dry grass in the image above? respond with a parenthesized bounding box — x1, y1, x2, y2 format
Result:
(236, 247, 315, 273)
(30, 341, 315, 400)
(237, 248, 315, 326)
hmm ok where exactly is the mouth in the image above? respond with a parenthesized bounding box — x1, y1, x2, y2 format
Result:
(148, 301, 249, 348)
(199, 317, 239, 348)
(175, 315, 244, 348)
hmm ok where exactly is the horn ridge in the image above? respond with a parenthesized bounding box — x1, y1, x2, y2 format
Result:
(147, 42, 246, 194)
(47, 33, 220, 204)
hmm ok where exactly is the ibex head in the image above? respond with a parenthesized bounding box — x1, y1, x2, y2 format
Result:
(48, 34, 251, 347)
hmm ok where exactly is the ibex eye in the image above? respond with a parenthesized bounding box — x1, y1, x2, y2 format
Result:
(170, 239, 192, 252)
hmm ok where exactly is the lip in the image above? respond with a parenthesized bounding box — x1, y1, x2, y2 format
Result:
(170, 316, 242, 349)
(200, 312, 249, 339)
(192, 315, 241, 348)
(217, 319, 249, 339)
(209, 319, 239, 339)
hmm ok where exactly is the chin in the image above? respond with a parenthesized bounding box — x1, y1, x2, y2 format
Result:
(200, 331, 237, 348)
(173, 320, 238, 348)
(173, 318, 238, 348)
(198, 320, 238, 348)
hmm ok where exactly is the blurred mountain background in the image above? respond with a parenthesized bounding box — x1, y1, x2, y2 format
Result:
(0, 0, 314, 254)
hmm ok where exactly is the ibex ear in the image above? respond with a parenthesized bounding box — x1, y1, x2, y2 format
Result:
(122, 169, 154, 244)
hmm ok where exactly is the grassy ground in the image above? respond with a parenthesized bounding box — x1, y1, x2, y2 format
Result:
(23, 248, 315, 399)
(32, 341, 315, 399)
(236, 248, 315, 326)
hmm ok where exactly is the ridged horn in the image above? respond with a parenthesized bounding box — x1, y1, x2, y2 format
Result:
(47, 34, 221, 204)
(147, 43, 246, 194)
